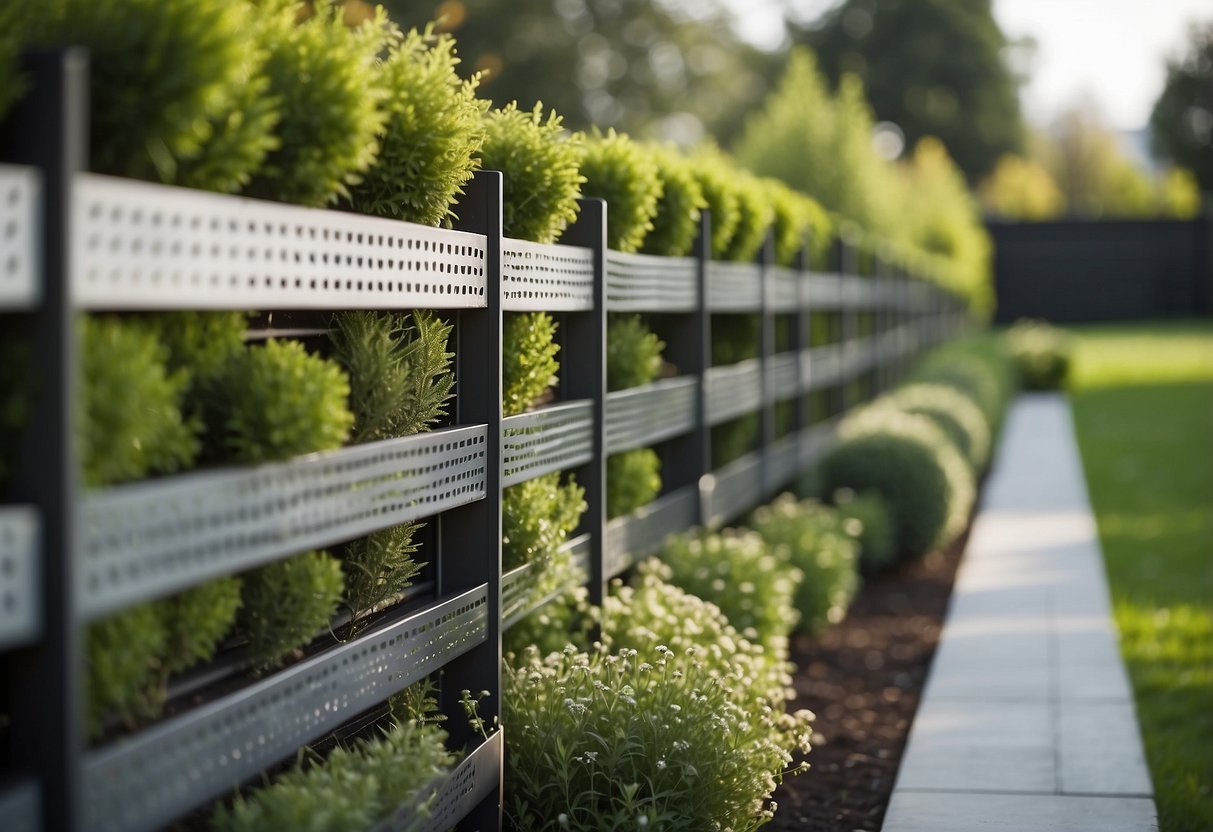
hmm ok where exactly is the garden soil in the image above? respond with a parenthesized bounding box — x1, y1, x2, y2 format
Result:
(768, 528, 968, 832)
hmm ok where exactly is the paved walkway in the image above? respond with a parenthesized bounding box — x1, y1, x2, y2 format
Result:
(882, 395, 1157, 831)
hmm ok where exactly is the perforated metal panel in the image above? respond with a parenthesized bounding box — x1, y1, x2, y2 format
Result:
(803, 344, 843, 390)
(502, 238, 594, 311)
(501, 534, 590, 630)
(407, 729, 502, 832)
(603, 486, 698, 578)
(72, 174, 488, 310)
(764, 434, 802, 496)
(605, 250, 697, 312)
(805, 273, 842, 308)
(797, 421, 836, 471)
(0, 779, 39, 832)
(0, 166, 40, 309)
(502, 401, 594, 488)
(702, 451, 763, 528)
(705, 359, 763, 426)
(82, 585, 489, 832)
(706, 260, 762, 312)
(604, 376, 697, 454)
(80, 426, 487, 621)
(770, 353, 799, 401)
(0, 507, 39, 650)
(770, 267, 800, 313)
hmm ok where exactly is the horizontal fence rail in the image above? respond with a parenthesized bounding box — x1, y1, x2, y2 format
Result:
(0, 58, 970, 832)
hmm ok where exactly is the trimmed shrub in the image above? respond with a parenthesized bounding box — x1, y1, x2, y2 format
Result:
(911, 340, 1015, 434)
(606, 315, 664, 392)
(749, 495, 860, 632)
(654, 530, 801, 656)
(722, 171, 775, 263)
(882, 382, 993, 470)
(159, 577, 242, 676)
(605, 449, 661, 519)
(1006, 318, 1072, 390)
(832, 489, 897, 573)
(212, 714, 457, 832)
(641, 145, 706, 257)
(85, 604, 166, 737)
(215, 338, 353, 464)
(505, 571, 812, 832)
(578, 129, 662, 253)
(244, 1, 390, 206)
(766, 179, 809, 267)
(79, 316, 199, 488)
(239, 550, 344, 668)
(501, 472, 586, 571)
(345, 25, 487, 225)
(818, 409, 975, 560)
(18, 0, 272, 191)
(481, 102, 583, 243)
(503, 312, 560, 416)
(686, 149, 741, 259)
(329, 310, 454, 444)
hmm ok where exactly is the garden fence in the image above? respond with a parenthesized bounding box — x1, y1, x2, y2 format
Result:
(0, 54, 968, 832)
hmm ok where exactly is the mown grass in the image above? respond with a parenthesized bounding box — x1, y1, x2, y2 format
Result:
(1067, 320, 1213, 832)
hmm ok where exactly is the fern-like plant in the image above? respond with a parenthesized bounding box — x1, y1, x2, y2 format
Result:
(577, 129, 662, 253)
(244, 0, 390, 206)
(641, 144, 706, 257)
(503, 312, 560, 416)
(481, 102, 584, 243)
(339, 522, 425, 630)
(330, 310, 454, 443)
(345, 25, 487, 225)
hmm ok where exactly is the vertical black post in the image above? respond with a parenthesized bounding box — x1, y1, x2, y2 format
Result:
(758, 232, 776, 496)
(1, 49, 87, 832)
(558, 199, 607, 607)
(662, 212, 710, 522)
(443, 170, 503, 831)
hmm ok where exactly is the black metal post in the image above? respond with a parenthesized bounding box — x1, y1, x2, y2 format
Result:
(1, 49, 88, 832)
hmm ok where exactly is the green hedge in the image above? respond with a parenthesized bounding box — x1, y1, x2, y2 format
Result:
(1005, 319, 1073, 390)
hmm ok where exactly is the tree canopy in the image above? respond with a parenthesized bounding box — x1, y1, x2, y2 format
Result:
(794, 0, 1024, 182)
(1150, 21, 1213, 191)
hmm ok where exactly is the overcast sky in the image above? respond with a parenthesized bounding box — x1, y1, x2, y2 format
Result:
(717, 0, 1211, 131)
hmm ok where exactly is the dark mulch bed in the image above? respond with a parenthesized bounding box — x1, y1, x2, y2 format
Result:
(768, 528, 969, 832)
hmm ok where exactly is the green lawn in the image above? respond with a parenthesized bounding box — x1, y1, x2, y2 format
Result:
(1067, 321, 1213, 832)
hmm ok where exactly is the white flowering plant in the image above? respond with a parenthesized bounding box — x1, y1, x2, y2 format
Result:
(503, 572, 812, 831)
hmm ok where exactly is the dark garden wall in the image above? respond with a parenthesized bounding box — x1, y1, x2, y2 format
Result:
(989, 214, 1213, 323)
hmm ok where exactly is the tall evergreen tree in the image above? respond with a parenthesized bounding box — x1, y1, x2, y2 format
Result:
(1150, 21, 1213, 191)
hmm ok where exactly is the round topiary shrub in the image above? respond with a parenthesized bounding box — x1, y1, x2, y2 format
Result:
(480, 102, 583, 243)
(640, 144, 706, 257)
(345, 25, 488, 225)
(577, 129, 662, 253)
(832, 488, 897, 573)
(912, 348, 1014, 435)
(1005, 318, 1073, 390)
(882, 382, 993, 471)
(244, 1, 391, 207)
(818, 408, 975, 561)
(654, 530, 801, 656)
(749, 495, 860, 633)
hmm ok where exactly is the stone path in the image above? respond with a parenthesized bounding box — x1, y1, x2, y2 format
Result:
(882, 394, 1157, 832)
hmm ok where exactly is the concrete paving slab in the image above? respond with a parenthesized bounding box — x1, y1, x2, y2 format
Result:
(1059, 701, 1154, 796)
(883, 791, 1158, 832)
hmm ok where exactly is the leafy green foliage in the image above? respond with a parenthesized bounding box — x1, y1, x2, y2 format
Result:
(0, 5, 25, 124)
(606, 315, 664, 392)
(79, 316, 199, 488)
(766, 179, 809, 267)
(339, 522, 425, 629)
(215, 338, 353, 465)
(818, 408, 974, 561)
(501, 473, 586, 571)
(711, 315, 760, 366)
(712, 412, 759, 468)
(212, 715, 456, 832)
(832, 489, 897, 573)
(345, 25, 488, 225)
(19, 0, 271, 189)
(606, 449, 661, 519)
(577, 129, 662, 253)
(749, 495, 860, 632)
(883, 382, 993, 470)
(721, 171, 775, 263)
(911, 338, 1015, 435)
(655, 531, 800, 655)
(480, 102, 583, 243)
(686, 149, 742, 259)
(505, 568, 813, 831)
(85, 604, 166, 737)
(1005, 318, 1073, 391)
(244, 1, 389, 206)
(641, 145, 706, 257)
(159, 578, 242, 676)
(502, 312, 560, 416)
(503, 585, 593, 660)
(239, 550, 344, 668)
(1150, 22, 1213, 191)
(330, 310, 454, 443)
